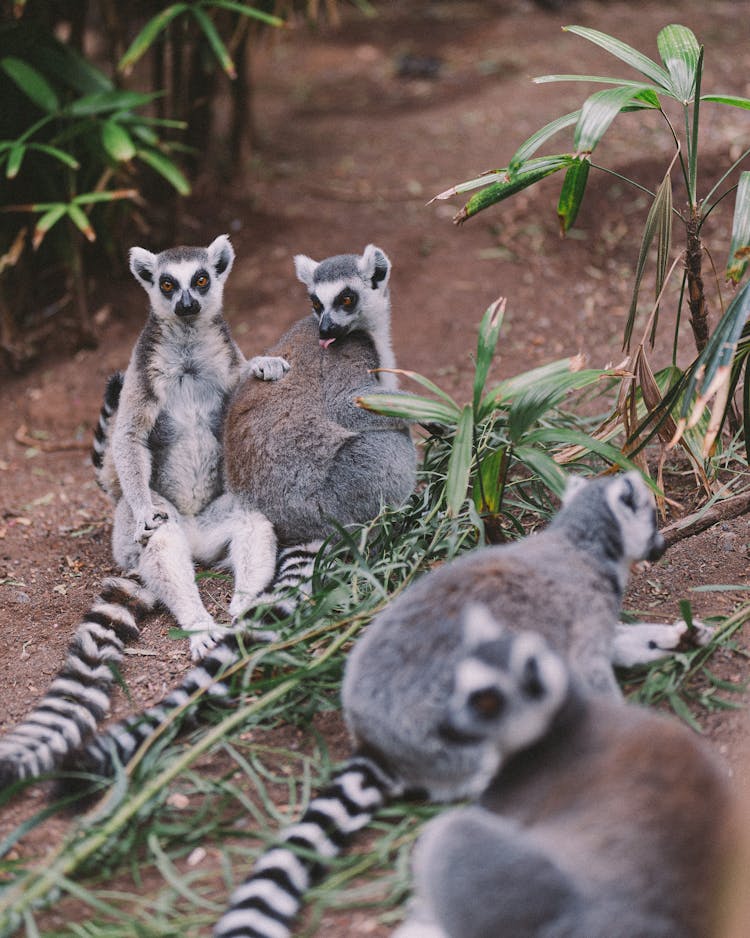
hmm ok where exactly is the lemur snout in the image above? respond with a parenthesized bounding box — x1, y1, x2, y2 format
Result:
(175, 292, 200, 317)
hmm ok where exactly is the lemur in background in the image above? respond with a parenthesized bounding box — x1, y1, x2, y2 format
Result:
(52, 246, 417, 798)
(0, 236, 287, 789)
(224, 243, 416, 545)
(212, 472, 712, 938)
(393, 614, 733, 938)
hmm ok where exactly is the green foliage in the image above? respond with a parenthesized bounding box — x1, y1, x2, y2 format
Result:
(436, 23, 750, 473)
(359, 297, 640, 536)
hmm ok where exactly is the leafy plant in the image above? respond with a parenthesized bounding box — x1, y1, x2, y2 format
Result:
(359, 296, 645, 539)
(434, 24, 750, 472)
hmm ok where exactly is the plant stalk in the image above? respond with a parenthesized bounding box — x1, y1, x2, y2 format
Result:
(686, 207, 710, 353)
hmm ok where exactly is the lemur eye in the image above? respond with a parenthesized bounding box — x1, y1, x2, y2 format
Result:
(342, 294, 353, 307)
(160, 278, 175, 294)
(311, 295, 323, 314)
(468, 687, 505, 719)
(195, 274, 208, 288)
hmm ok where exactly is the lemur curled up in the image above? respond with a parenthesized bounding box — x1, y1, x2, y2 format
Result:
(212, 471, 711, 938)
(223, 243, 416, 544)
(394, 616, 733, 938)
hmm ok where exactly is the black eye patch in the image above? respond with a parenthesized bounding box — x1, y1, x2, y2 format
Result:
(334, 288, 358, 312)
(619, 479, 637, 512)
(310, 294, 323, 315)
(192, 269, 210, 293)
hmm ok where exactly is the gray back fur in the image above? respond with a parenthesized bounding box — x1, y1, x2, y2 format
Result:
(402, 685, 732, 938)
(224, 246, 416, 544)
(342, 472, 664, 801)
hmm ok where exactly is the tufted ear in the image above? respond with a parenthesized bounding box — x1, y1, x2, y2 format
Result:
(207, 234, 235, 281)
(357, 244, 391, 290)
(129, 246, 157, 289)
(293, 253, 319, 290)
(561, 473, 589, 506)
(462, 603, 505, 650)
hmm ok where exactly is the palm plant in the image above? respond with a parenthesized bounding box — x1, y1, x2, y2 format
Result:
(434, 25, 750, 472)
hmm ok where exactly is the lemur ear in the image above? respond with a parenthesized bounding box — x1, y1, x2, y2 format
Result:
(207, 234, 235, 281)
(129, 247, 157, 288)
(358, 244, 391, 290)
(462, 603, 505, 650)
(294, 253, 319, 290)
(561, 473, 589, 506)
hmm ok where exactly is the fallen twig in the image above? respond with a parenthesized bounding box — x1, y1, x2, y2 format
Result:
(14, 423, 90, 453)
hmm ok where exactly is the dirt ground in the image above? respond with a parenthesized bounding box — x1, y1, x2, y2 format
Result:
(2, 0, 750, 933)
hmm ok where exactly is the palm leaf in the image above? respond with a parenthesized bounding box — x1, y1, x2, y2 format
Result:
(356, 392, 460, 425)
(445, 404, 474, 516)
(562, 26, 672, 92)
(119, 4, 189, 76)
(191, 6, 236, 79)
(557, 157, 590, 233)
(508, 111, 580, 175)
(574, 85, 654, 153)
(473, 298, 505, 415)
(0, 56, 59, 113)
(656, 24, 700, 103)
(726, 171, 750, 284)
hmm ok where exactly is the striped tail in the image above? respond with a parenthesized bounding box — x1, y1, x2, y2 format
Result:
(0, 576, 155, 789)
(91, 371, 123, 483)
(214, 754, 396, 938)
(61, 542, 322, 787)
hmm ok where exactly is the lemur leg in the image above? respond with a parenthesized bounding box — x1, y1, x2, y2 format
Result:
(113, 497, 220, 661)
(190, 494, 277, 622)
(613, 619, 715, 669)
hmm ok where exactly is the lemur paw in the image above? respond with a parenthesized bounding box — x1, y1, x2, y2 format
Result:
(677, 618, 715, 649)
(247, 355, 290, 382)
(189, 624, 230, 660)
(134, 510, 169, 546)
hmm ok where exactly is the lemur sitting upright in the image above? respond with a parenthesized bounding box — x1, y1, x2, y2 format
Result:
(94, 234, 287, 660)
(0, 235, 288, 788)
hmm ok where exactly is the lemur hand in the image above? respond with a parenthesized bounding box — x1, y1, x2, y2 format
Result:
(246, 355, 290, 381)
(134, 508, 169, 545)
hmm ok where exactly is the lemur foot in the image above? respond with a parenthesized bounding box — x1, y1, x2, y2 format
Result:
(613, 619, 715, 668)
(246, 355, 290, 381)
(189, 623, 230, 660)
(134, 510, 169, 546)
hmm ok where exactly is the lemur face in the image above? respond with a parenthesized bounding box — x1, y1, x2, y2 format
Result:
(129, 234, 235, 323)
(293, 244, 391, 348)
(441, 605, 570, 759)
(605, 471, 665, 563)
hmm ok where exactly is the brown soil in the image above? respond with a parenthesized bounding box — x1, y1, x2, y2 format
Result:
(2, 0, 750, 934)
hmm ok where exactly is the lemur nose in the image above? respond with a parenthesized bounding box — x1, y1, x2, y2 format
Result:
(175, 291, 200, 317)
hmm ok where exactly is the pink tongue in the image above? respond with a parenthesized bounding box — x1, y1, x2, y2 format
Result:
(319, 337, 336, 349)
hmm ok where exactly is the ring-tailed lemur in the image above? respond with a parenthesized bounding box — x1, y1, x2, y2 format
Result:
(223, 243, 416, 544)
(394, 617, 732, 938)
(56, 247, 416, 795)
(94, 234, 287, 660)
(0, 576, 156, 786)
(212, 471, 711, 938)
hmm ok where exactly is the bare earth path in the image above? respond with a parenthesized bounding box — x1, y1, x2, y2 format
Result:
(1, 1, 749, 933)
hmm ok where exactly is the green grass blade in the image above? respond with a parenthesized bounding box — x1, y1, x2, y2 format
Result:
(726, 171, 750, 283)
(508, 110, 580, 175)
(563, 25, 673, 91)
(656, 24, 700, 102)
(445, 404, 474, 516)
(512, 445, 567, 497)
(192, 6, 237, 79)
(623, 170, 673, 350)
(473, 297, 505, 415)
(0, 56, 59, 113)
(136, 148, 191, 195)
(119, 4, 189, 75)
(356, 392, 460, 424)
(557, 157, 590, 233)
(455, 156, 573, 223)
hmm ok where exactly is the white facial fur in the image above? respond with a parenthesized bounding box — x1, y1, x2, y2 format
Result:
(605, 471, 660, 562)
(129, 234, 235, 323)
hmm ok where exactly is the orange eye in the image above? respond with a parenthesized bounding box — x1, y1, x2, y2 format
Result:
(161, 279, 175, 294)
(195, 275, 208, 288)
(342, 295, 352, 307)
